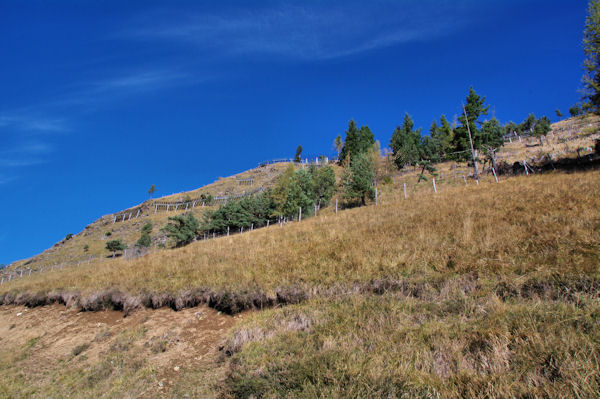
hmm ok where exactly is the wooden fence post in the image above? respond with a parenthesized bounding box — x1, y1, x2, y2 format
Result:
(251, 223, 254, 231)
(432, 178, 437, 194)
(375, 187, 378, 205)
(136, 209, 140, 218)
(314, 204, 317, 216)
(492, 167, 498, 183)
(403, 183, 407, 199)
(299, 206, 302, 222)
(523, 160, 529, 176)
(267, 220, 270, 227)
(227, 226, 230, 236)
(335, 199, 338, 214)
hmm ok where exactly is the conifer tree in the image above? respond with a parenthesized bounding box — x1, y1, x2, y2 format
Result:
(390, 113, 422, 169)
(584, 0, 600, 113)
(342, 152, 375, 206)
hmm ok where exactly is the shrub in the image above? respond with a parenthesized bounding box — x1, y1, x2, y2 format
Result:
(161, 213, 199, 247)
(105, 240, 126, 258)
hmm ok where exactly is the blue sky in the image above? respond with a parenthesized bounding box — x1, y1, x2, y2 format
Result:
(0, 0, 588, 264)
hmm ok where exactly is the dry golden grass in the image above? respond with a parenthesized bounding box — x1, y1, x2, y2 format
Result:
(3, 170, 598, 300)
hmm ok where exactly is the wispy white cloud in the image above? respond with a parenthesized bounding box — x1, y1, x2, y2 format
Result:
(126, 2, 474, 61)
(0, 114, 69, 134)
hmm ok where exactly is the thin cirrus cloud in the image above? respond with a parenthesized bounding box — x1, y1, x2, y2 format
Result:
(126, 2, 477, 61)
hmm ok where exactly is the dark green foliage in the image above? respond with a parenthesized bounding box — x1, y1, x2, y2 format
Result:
(294, 145, 303, 162)
(480, 118, 505, 170)
(342, 152, 375, 206)
(137, 233, 151, 248)
(105, 240, 126, 257)
(137, 222, 153, 248)
(520, 113, 537, 134)
(161, 213, 199, 247)
(83, 244, 89, 252)
(583, 0, 600, 113)
(569, 105, 583, 117)
(556, 109, 563, 118)
(202, 165, 337, 233)
(595, 139, 600, 155)
(451, 87, 490, 160)
(339, 120, 375, 164)
(105, 231, 112, 237)
(202, 192, 276, 234)
(481, 118, 505, 150)
(312, 165, 336, 207)
(141, 222, 152, 234)
(334, 135, 343, 159)
(533, 116, 552, 139)
(390, 113, 422, 168)
(65, 233, 73, 241)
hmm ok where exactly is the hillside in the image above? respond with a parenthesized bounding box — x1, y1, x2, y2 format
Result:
(0, 117, 599, 398)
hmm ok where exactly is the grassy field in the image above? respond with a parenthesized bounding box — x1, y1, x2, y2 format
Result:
(1, 169, 598, 398)
(1, 116, 599, 398)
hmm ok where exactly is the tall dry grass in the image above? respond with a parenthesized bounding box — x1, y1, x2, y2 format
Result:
(2, 171, 598, 303)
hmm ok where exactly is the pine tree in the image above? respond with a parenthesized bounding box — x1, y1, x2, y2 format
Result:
(148, 184, 156, 199)
(532, 116, 552, 146)
(342, 152, 375, 206)
(583, 0, 600, 113)
(339, 120, 375, 164)
(480, 118, 504, 171)
(106, 239, 126, 258)
(390, 113, 422, 169)
(161, 213, 199, 247)
(452, 87, 490, 177)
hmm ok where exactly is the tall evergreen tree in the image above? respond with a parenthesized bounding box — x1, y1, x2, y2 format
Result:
(339, 120, 375, 164)
(342, 152, 375, 206)
(480, 118, 504, 171)
(584, 0, 600, 113)
(390, 113, 422, 169)
(452, 87, 490, 177)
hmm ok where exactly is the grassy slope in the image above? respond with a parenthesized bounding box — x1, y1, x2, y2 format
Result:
(1, 170, 598, 398)
(1, 116, 599, 398)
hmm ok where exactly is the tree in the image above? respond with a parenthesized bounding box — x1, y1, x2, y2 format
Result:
(106, 239, 126, 258)
(569, 104, 583, 117)
(555, 109, 563, 118)
(480, 118, 504, 171)
(295, 145, 303, 163)
(83, 244, 89, 252)
(342, 152, 375, 206)
(452, 87, 490, 177)
(148, 184, 156, 199)
(333, 135, 343, 160)
(520, 114, 537, 134)
(583, 0, 600, 113)
(311, 165, 336, 207)
(137, 222, 153, 248)
(390, 113, 422, 169)
(161, 213, 199, 247)
(532, 116, 552, 146)
(339, 120, 375, 164)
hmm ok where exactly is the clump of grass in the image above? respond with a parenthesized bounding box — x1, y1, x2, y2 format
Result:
(71, 343, 90, 357)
